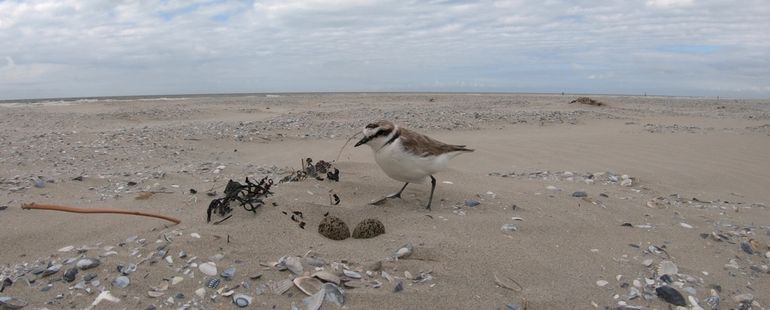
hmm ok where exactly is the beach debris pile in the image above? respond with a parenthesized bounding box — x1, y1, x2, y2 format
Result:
(0, 229, 429, 309)
(569, 97, 605, 106)
(280, 158, 339, 183)
(206, 177, 274, 223)
(489, 170, 637, 188)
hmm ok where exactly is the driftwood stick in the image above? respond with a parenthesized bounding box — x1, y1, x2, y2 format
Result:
(21, 203, 181, 225)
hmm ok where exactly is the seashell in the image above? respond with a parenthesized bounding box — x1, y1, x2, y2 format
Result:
(199, 262, 217, 276)
(195, 288, 206, 299)
(352, 219, 385, 239)
(42, 264, 62, 277)
(171, 276, 183, 286)
(113, 276, 130, 288)
(76, 258, 101, 270)
(641, 258, 654, 267)
(150, 282, 169, 292)
(221, 290, 235, 297)
(277, 256, 304, 275)
(318, 216, 350, 240)
(342, 270, 361, 279)
(118, 263, 137, 275)
(312, 271, 341, 285)
(394, 243, 413, 259)
(322, 283, 345, 307)
(596, 280, 608, 287)
(493, 273, 523, 292)
(655, 285, 686, 306)
(303, 287, 325, 310)
(57, 245, 74, 252)
(303, 256, 326, 267)
(293, 276, 324, 296)
(343, 280, 365, 288)
(269, 279, 293, 295)
(206, 278, 220, 289)
(232, 294, 252, 308)
(147, 290, 164, 298)
(740, 241, 754, 254)
(657, 260, 678, 276)
(0, 296, 28, 309)
(221, 267, 236, 280)
(90, 290, 120, 308)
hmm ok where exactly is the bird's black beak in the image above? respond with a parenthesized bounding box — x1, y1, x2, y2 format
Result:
(354, 136, 371, 147)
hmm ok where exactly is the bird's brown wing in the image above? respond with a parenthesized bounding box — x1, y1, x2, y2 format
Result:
(399, 128, 474, 157)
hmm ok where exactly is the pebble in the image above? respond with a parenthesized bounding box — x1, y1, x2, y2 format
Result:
(42, 264, 62, 277)
(221, 267, 236, 280)
(572, 191, 587, 197)
(171, 276, 184, 286)
(740, 241, 754, 255)
(656, 286, 686, 306)
(464, 199, 480, 207)
(596, 280, 609, 287)
(113, 276, 130, 288)
(190, 233, 201, 239)
(194, 288, 206, 299)
(75, 257, 101, 270)
(679, 222, 693, 229)
(500, 224, 518, 234)
(546, 185, 560, 191)
(642, 259, 654, 267)
(63, 267, 78, 282)
(0, 296, 28, 309)
(199, 262, 218, 276)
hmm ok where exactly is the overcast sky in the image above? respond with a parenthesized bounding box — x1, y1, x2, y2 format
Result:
(1, 0, 769, 100)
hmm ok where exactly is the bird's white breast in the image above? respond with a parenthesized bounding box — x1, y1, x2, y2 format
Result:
(373, 139, 452, 183)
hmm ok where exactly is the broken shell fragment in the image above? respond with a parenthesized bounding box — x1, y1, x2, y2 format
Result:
(269, 279, 294, 295)
(322, 283, 345, 307)
(293, 276, 324, 296)
(394, 243, 413, 259)
(656, 285, 686, 306)
(277, 256, 304, 275)
(312, 271, 341, 285)
(0, 296, 28, 309)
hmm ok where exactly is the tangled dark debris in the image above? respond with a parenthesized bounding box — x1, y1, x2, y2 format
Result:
(206, 177, 274, 223)
(282, 210, 306, 229)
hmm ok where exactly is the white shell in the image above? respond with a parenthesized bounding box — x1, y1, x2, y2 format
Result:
(312, 271, 341, 285)
(199, 262, 217, 276)
(293, 276, 323, 296)
(657, 260, 678, 276)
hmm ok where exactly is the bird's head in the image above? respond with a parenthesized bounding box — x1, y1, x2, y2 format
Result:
(354, 120, 397, 149)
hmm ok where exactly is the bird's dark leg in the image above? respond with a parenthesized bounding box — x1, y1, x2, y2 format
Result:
(387, 182, 409, 199)
(426, 175, 436, 210)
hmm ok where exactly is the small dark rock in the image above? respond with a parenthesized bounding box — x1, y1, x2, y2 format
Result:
(656, 285, 686, 306)
(352, 219, 386, 239)
(659, 274, 673, 284)
(0, 206, 8, 211)
(393, 279, 404, 293)
(72, 176, 84, 181)
(464, 199, 480, 207)
(63, 268, 78, 282)
(572, 191, 588, 197)
(318, 216, 350, 240)
(127, 181, 138, 186)
(189, 189, 197, 194)
(740, 241, 754, 255)
(145, 305, 157, 310)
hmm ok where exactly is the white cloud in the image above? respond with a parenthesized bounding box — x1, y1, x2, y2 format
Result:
(0, 0, 769, 99)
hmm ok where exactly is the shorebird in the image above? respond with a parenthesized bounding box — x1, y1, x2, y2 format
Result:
(354, 120, 473, 209)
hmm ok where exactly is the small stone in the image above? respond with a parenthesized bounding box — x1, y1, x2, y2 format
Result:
(42, 264, 62, 277)
(0, 296, 28, 309)
(572, 191, 587, 197)
(500, 224, 518, 234)
(113, 276, 130, 288)
(318, 216, 350, 240)
(33, 177, 45, 188)
(352, 218, 385, 239)
(546, 185, 560, 191)
(394, 243, 413, 259)
(190, 233, 201, 239)
(199, 262, 217, 276)
(656, 286, 686, 306)
(740, 241, 754, 255)
(680, 222, 693, 229)
(464, 199, 480, 207)
(171, 276, 183, 286)
(164, 256, 173, 264)
(194, 288, 206, 299)
(221, 267, 236, 280)
(63, 268, 78, 282)
(596, 280, 609, 287)
(620, 179, 633, 187)
(642, 259, 654, 267)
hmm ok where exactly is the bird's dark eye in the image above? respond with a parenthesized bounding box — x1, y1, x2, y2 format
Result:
(365, 123, 378, 129)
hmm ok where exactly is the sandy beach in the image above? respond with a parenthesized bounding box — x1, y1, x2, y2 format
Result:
(1, 93, 769, 309)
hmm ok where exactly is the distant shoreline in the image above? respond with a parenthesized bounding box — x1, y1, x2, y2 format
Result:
(0, 91, 746, 105)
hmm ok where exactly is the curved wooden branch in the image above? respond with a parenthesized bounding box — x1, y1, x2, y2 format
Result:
(21, 203, 181, 225)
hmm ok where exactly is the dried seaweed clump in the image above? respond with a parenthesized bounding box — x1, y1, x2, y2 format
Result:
(569, 97, 605, 106)
(352, 219, 385, 239)
(318, 216, 350, 240)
